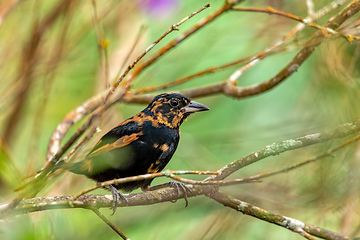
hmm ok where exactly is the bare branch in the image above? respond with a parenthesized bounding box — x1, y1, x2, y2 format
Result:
(105, 2, 212, 101)
(210, 118, 360, 181)
(209, 133, 360, 186)
(4, 185, 215, 215)
(73, 170, 218, 199)
(5, 187, 352, 240)
(208, 190, 351, 240)
(231, 6, 360, 41)
(117, 25, 147, 76)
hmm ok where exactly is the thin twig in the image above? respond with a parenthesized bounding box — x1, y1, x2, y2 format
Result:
(103, 2, 212, 103)
(299, 231, 318, 240)
(192, 133, 360, 187)
(210, 118, 360, 181)
(131, 45, 289, 95)
(46, 93, 105, 162)
(92, 208, 129, 240)
(118, 25, 147, 75)
(73, 170, 218, 199)
(231, 6, 360, 41)
(222, 0, 351, 86)
(239, 133, 360, 182)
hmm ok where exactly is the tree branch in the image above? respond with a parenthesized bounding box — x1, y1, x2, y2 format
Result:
(208, 190, 350, 240)
(5, 185, 353, 239)
(209, 118, 360, 181)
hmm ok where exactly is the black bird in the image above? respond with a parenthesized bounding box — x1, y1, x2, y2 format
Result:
(67, 93, 209, 212)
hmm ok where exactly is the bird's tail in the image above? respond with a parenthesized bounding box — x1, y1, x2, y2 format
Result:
(14, 160, 68, 192)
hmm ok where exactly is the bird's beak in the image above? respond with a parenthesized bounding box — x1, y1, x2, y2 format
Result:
(184, 100, 210, 113)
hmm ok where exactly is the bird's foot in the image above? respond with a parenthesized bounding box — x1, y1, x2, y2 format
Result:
(104, 184, 128, 215)
(169, 181, 191, 207)
(145, 181, 191, 207)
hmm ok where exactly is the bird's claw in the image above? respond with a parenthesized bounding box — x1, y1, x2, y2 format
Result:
(106, 185, 128, 215)
(169, 181, 191, 207)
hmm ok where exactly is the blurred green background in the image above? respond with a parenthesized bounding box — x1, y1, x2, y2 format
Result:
(1, 0, 360, 239)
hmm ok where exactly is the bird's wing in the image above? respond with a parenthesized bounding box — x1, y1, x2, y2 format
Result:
(88, 132, 141, 159)
(69, 121, 144, 176)
(146, 141, 177, 174)
(87, 122, 143, 159)
(158, 142, 176, 161)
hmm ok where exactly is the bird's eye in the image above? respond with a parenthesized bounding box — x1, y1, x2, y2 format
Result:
(170, 99, 179, 107)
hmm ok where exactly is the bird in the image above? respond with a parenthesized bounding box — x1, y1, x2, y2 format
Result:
(65, 92, 209, 212)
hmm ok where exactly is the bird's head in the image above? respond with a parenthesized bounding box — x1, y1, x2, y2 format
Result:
(145, 93, 209, 128)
